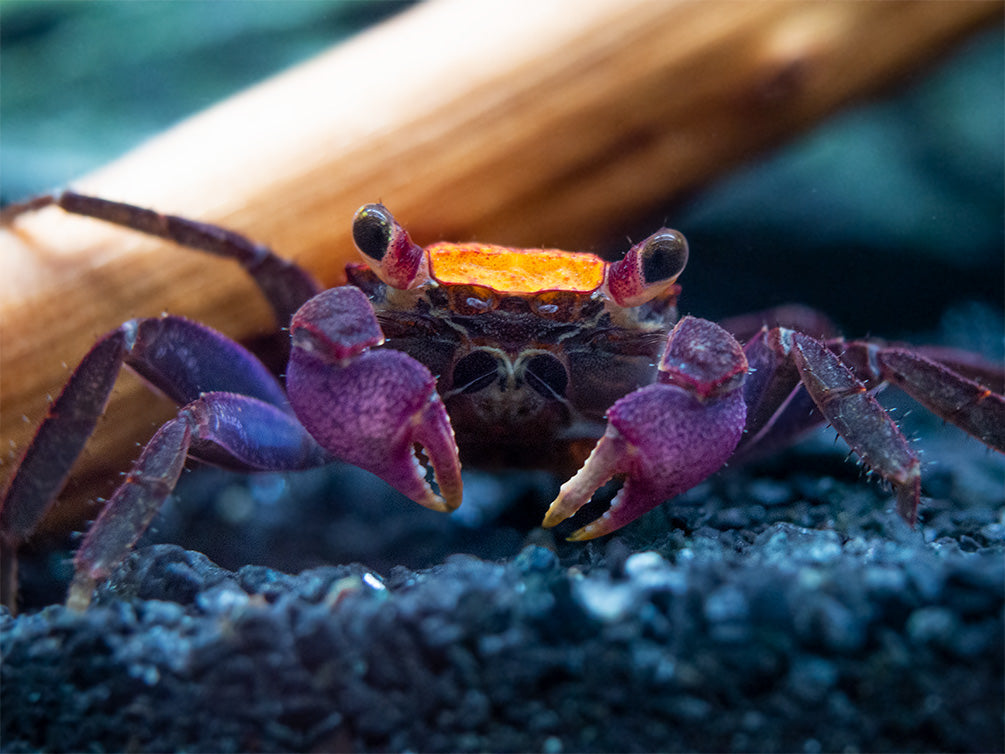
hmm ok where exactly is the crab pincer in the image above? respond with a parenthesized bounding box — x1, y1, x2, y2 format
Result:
(543, 316, 748, 540)
(286, 285, 462, 512)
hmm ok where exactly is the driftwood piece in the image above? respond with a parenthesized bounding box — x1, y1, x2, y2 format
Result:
(0, 0, 998, 515)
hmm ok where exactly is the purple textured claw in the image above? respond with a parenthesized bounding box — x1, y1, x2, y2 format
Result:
(290, 284, 385, 363)
(543, 317, 748, 540)
(288, 287, 462, 512)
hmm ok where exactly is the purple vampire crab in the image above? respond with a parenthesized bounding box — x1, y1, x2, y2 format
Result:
(1, 191, 1003, 611)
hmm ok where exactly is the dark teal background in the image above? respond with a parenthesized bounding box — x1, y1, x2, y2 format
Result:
(1, 1, 413, 199)
(1, 3, 1001, 338)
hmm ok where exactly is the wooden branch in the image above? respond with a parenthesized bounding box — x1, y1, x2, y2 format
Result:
(0, 0, 997, 514)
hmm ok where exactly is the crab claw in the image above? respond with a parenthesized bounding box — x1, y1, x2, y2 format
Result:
(543, 317, 748, 540)
(287, 287, 462, 512)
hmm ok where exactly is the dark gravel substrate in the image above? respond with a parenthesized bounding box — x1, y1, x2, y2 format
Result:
(3, 428, 1003, 753)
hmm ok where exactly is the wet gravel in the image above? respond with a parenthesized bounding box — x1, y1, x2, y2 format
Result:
(3, 430, 1003, 753)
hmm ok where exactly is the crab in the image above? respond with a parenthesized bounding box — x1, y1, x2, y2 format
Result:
(1, 191, 1003, 611)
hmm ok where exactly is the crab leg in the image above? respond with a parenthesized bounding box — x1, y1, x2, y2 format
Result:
(786, 331, 927, 522)
(838, 342, 1005, 452)
(908, 346, 1005, 395)
(1, 191, 321, 326)
(737, 327, 812, 451)
(286, 286, 463, 513)
(738, 328, 922, 521)
(0, 316, 322, 610)
(543, 317, 749, 540)
(740, 330, 1005, 453)
(0, 330, 126, 608)
(1, 316, 292, 534)
(66, 391, 326, 610)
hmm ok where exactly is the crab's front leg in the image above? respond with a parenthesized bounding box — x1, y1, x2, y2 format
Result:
(286, 286, 462, 512)
(544, 317, 748, 540)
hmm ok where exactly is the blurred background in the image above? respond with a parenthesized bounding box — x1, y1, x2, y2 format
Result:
(2, 1, 1001, 340)
(1, 2, 1002, 588)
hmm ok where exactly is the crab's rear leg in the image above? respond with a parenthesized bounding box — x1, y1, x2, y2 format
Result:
(839, 342, 1005, 452)
(542, 317, 749, 540)
(66, 391, 326, 610)
(781, 332, 927, 522)
(739, 330, 1003, 523)
(0, 330, 127, 608)
(2, 191, 321, 325)
(738, 332, 1005, 456)
(0, 316, 323, 610)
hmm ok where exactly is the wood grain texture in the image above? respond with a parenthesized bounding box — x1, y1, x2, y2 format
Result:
(1, 0, 998, 513)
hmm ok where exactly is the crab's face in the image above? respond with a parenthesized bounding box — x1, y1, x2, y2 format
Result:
(346, 204, 689, 471)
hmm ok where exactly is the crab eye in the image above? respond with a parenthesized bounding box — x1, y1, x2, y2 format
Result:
(351, 204, 429, 290)
(641, 230, 688, 285)
(605, 227, 689, 307)
(352, 204, 394, 261)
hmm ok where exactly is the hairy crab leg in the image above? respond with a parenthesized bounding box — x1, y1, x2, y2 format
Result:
(542, 317, 748, 540)
(739, 329, 1005, 454)
(785, 331, 923, 523)
(0, 315, 321, 610)
(0, 330, 127, 608)
(65, 416, 191, 611)
(838, 342, 1005, 451)
(286, 287, 463, 513)
(67, 391, 326, 610)
(877, 350, 1005, 451)
(913, 347, 1005, 395)
(1, 190, 322, 326)
(736, 327, 923, 521)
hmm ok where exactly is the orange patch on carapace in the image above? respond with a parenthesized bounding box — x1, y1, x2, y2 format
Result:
(427, 242, 606, 294)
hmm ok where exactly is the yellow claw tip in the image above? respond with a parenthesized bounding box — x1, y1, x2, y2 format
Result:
(442, 489, 464, 514)
(566, 525, 600, 542)
(66, 575, 96, 612)
(566, 515, 618, 542)
(416, 491, 453, 514)
(542, 492, 581, 529)
(540, 509, 563, 529)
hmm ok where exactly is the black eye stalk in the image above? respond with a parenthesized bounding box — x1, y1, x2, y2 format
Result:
(352, 203, 395, 262)
(641, 230, 688, 285)
(351, 203, 430, 290)
(605, 228, 689, 307)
